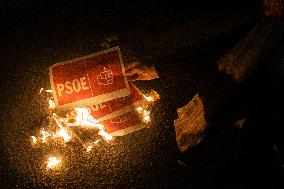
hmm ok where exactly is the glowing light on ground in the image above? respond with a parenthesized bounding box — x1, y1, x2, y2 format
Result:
(47, 156, 61, 169)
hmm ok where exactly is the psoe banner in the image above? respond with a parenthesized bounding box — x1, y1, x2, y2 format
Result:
(102, 110, 144, 136)
(87, 83, 146, 121)
(49, 46, 130, 110)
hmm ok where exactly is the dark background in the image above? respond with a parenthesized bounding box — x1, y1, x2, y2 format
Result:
(1, 0, 283, 188)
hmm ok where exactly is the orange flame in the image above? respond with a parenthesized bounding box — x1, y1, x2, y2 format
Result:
(86, 145, 93, 152)
(72, 108, 113, 142)
(71, 108, 104, 130)
(56, 128, 71, 142)
(136, 106, 143, 113)
(143, 89, 160, 102)
(98, 130, 113, 141)
(39, 88, 44, 94)
(40, 129, 50, 143)
(45, 89, 53, 93)
(49, 99, 56, 109)
(143, 94, 154, 102)
(143, 110, 151, 123)
(31, 136, 37, 143)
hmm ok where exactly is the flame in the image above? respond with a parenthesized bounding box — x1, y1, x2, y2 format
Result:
(47, 156, 61, 169)
(36, 126, 72, 144)
(136, 106, 143, 113)
(143, 90, 160, 102)
(53, 113, 68, 127)
(71, 108, 113, 142)
(39, 88, 52, 94)
(41, 129, 50, 143)
(86, 145, 93, 152)
(75, 108, 90, 125)
(143, 115, 150, 122)
(98, 130, 113, 141)
(72, 108, 104, 130)
(34, 107, 112, 146)
(85, 140, 100, 152)
(56, 128, 71, 142)
(143, 110, 151, 123)
(31, 136, 37, 143)
(49, 99, 56, 109)
(94, 140, 100, 144)
(39, 88, 44, 94)
(143, 94, 154, 102)
(45, 89, 53, 93)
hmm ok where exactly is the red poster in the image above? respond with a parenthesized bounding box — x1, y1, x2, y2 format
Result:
(102, 110, 144, 136)
(49, 47, 130, 109)
(87, 83, 145, 121)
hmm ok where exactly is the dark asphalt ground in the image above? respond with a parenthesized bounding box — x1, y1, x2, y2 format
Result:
(1, 1, 284, 188)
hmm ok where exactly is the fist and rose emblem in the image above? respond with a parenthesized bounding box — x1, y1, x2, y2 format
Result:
(96, 55, 114, 86)
(96, 64, 127, 124)
(97, 67, 114, 86)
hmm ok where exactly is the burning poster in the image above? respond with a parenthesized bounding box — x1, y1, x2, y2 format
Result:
(83, 83, 148, 136)
(44, 46, 159, 148)
(49, 46, 130, 110)
(87, 83, 146, 121)
(28, 47, 160, 173)
(101, 110, 144, 136)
